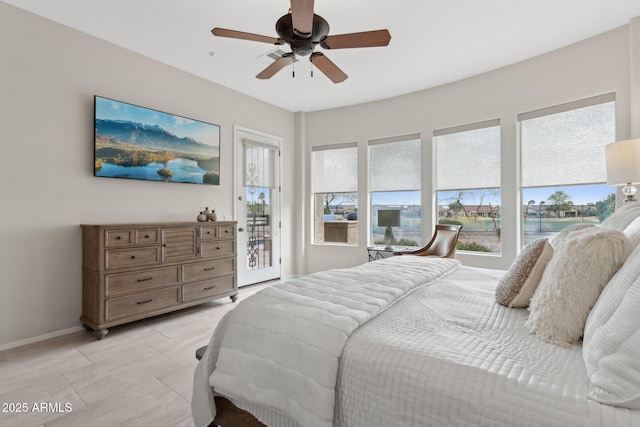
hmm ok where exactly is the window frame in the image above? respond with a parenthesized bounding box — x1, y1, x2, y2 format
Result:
(311, 142, 359, 246)
(518, 93, 616, 247)
(368, 134, 422, 248)
(434, 119, 502, 254)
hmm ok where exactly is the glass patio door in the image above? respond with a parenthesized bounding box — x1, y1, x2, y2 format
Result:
(234, 126, 281, 286)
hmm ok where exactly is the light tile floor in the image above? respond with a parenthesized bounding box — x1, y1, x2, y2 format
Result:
(0, 282, 271, 427)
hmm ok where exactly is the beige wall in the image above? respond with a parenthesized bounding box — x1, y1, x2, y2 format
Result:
(302, 24, 633, 273)
(0, 3, 296, 348)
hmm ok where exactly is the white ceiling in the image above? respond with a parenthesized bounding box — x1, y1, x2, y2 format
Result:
(5, 0, 640, 112)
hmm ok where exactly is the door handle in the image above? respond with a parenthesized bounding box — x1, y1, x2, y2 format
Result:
(238, 227, 244, 232)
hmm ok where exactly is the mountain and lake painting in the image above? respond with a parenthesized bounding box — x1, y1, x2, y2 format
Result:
(94, 96, 220, 185)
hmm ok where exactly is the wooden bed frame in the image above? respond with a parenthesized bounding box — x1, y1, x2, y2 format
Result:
(196, 346, 267, 427)
(209, 396, 266, 427)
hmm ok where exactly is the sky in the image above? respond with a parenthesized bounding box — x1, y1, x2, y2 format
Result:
(521, 185, 615, 205)
(371, 184, 616, 207)
(95, 96, 220, 148)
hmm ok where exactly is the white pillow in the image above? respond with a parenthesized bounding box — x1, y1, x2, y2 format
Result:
(550, 223, 595, 249)
(525, 227, 632, 347)
(600, 204, 640, 231)
(583, 244, 640, 408)
(623, 216, 640, 247)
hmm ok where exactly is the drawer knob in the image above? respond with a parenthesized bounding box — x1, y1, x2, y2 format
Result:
(144, 235, 150, 238)
(204, 266, 216, 271)
(137, 277, 153, 282)
(216, 246, 221, 250)
(116, 236, 122, 240)
(130, 255, 137, 259)
(225, 230, 229, 233)
(136, 299, 153, 305)
(207, 231, 212, 234)
(204, 285, 216, 290)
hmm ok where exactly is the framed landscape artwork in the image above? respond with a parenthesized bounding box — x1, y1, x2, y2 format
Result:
(94, 96, 221, 185)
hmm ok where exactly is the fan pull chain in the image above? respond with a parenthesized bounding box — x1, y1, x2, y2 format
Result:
(311, 61, 314, 78)
(292, 57, 295, 78)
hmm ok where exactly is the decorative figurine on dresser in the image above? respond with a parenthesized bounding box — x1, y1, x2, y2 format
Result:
(81, 221, 238, 339)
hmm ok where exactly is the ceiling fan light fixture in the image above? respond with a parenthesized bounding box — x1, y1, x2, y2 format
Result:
(291, 38, 314, 56)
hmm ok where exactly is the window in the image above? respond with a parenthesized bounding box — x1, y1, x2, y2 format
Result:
(369, 135, 421, 247)
(243, 142, 277, 270)
(312, 143, 358, 244)
(520, 94, 616, 246)
(435, 120, 501, 253)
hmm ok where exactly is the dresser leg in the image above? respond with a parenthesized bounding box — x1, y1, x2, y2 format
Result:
(230, 294, 238, 303)
(93, 328, 109, 340)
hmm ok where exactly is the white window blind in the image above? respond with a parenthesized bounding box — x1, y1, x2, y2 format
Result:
(520, 95, 615, 188)
(243, 141, 276, 188)
(369, 135, 421, 191)
(435, 120, 501, 190)
(312, 143, 357, 193)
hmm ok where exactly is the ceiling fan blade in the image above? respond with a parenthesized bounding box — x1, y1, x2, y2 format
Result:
(321, 29, 391, 49)
(310, 53, 348, 83)
(256, 56, 293, 80)
(290, 0, 315, 38)
(212, 28, 280, 45)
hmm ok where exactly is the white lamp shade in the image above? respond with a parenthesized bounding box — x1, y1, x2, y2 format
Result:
(605, 139, 640, 185)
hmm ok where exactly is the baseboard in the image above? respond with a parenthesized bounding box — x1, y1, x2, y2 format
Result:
(280, 273, 301, 281)
(0, 325, 85, 352)
(238, 274, 301, 289)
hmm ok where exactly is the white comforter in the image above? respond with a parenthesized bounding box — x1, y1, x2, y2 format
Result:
(193, 259, 640, 427)
(203, 256, 459, 427)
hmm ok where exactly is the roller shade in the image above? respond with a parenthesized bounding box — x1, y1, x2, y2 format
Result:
(520, 97, 615, 188)
(436, 120, 500, 190)
(369, 136, 421, 192)
(312, 143, 357, 193)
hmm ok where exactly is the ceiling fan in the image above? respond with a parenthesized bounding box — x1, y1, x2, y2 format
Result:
(211, 0, 391, 83)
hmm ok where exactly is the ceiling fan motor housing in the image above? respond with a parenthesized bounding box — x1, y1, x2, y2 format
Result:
(276, 13, 330, 56)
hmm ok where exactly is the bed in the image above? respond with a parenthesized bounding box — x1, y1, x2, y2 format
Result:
(192, 205, 640, 427)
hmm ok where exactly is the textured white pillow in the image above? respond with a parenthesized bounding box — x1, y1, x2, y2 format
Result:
(583, 244, 640, 408)
(623, 216, 640, 247)
(495, 239, 553, 308)
(600, 204, 640, 230)
(525, 227, 632, 347)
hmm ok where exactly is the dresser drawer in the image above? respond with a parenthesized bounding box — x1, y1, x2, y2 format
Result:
(105, 247, 161, 270)
(218, 224, 235, 238)
(200, 226, 218, 240)
(106, 266, 179, 297)
(106, 286, 180, 321)
(200, 239, 236, 259)
(182, 276, 236, 302)
(201, 225, 235, 240)
(135, 228, 160, 245)
(105, 229, 134, 247)
(182, 258, 235, 283)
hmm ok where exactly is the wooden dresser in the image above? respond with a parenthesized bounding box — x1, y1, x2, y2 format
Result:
(81, 221, 238, 339)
